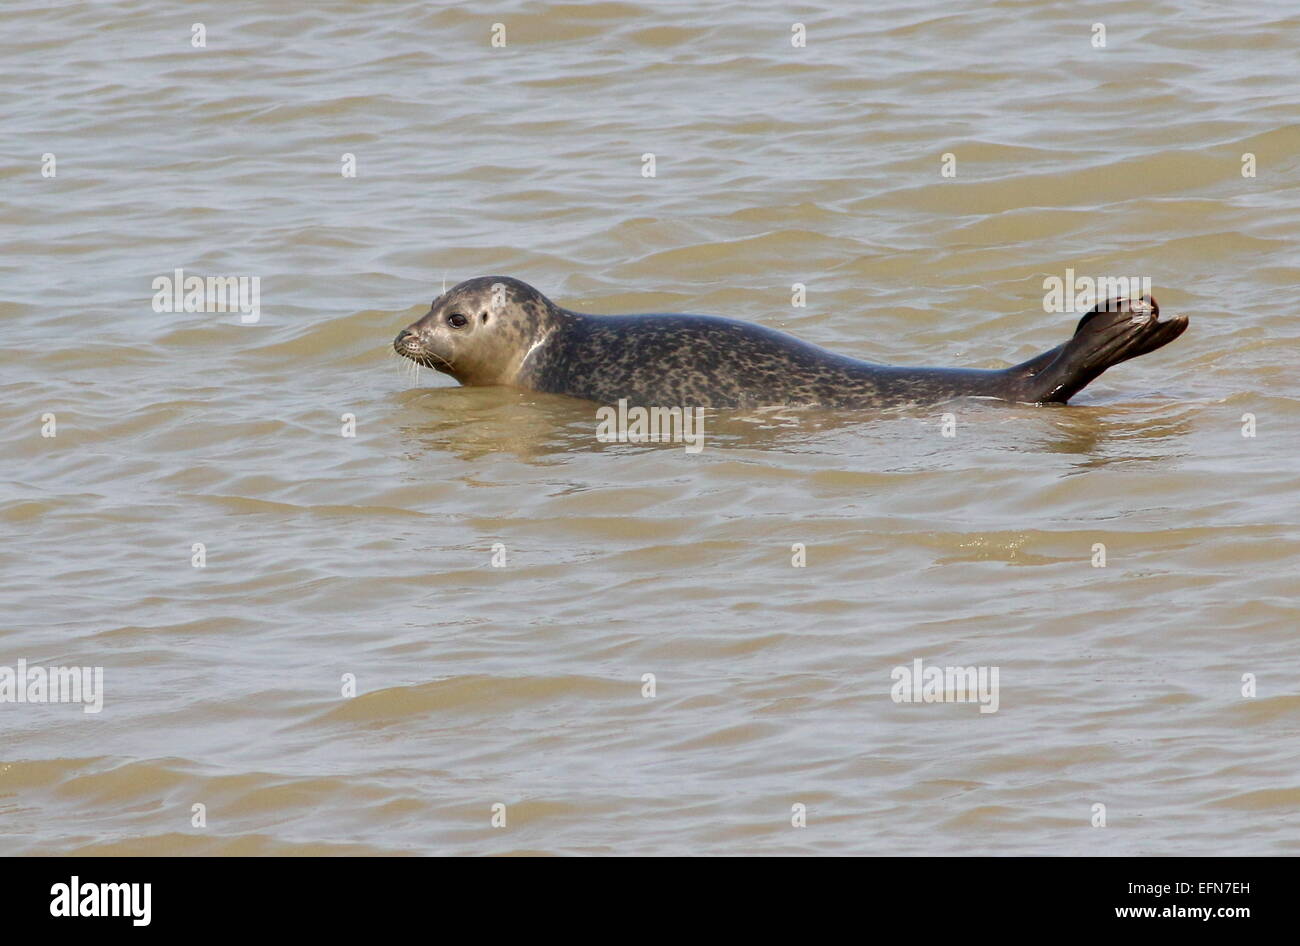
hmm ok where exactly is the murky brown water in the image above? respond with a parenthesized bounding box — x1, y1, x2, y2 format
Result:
(2, 0, 1298, 855)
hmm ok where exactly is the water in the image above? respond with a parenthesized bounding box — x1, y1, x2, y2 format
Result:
(2, 0, 1297, 855)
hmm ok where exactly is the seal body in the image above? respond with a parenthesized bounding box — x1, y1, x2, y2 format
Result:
(394, 276, 1188, 408)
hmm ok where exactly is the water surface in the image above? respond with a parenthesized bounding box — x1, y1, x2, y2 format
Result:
(2, 0, 1298, 855)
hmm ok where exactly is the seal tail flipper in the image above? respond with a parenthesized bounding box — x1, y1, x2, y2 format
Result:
(1007, 295, 1188, 404)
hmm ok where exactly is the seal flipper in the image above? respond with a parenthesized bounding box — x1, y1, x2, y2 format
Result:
(1009, 296, 1188, 404)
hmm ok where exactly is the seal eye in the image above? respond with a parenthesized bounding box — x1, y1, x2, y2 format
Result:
(447, 312, 468, 328)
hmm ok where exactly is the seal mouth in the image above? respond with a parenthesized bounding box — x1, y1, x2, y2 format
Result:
(393, 328, 421, 357)
(394, 329, 454, 373)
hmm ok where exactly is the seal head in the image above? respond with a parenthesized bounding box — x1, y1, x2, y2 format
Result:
(393, 275, 556, 386)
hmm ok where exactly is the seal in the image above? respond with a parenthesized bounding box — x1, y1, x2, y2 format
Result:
(393, 276, 1188, 408)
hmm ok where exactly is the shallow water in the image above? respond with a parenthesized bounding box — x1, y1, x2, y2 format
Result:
(2, 0, 1298, 855)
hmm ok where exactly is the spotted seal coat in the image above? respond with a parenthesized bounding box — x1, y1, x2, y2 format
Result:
(393, 276, 1188, 407)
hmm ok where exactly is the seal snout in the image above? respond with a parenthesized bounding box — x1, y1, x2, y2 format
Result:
(394, 328, 422, 357)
